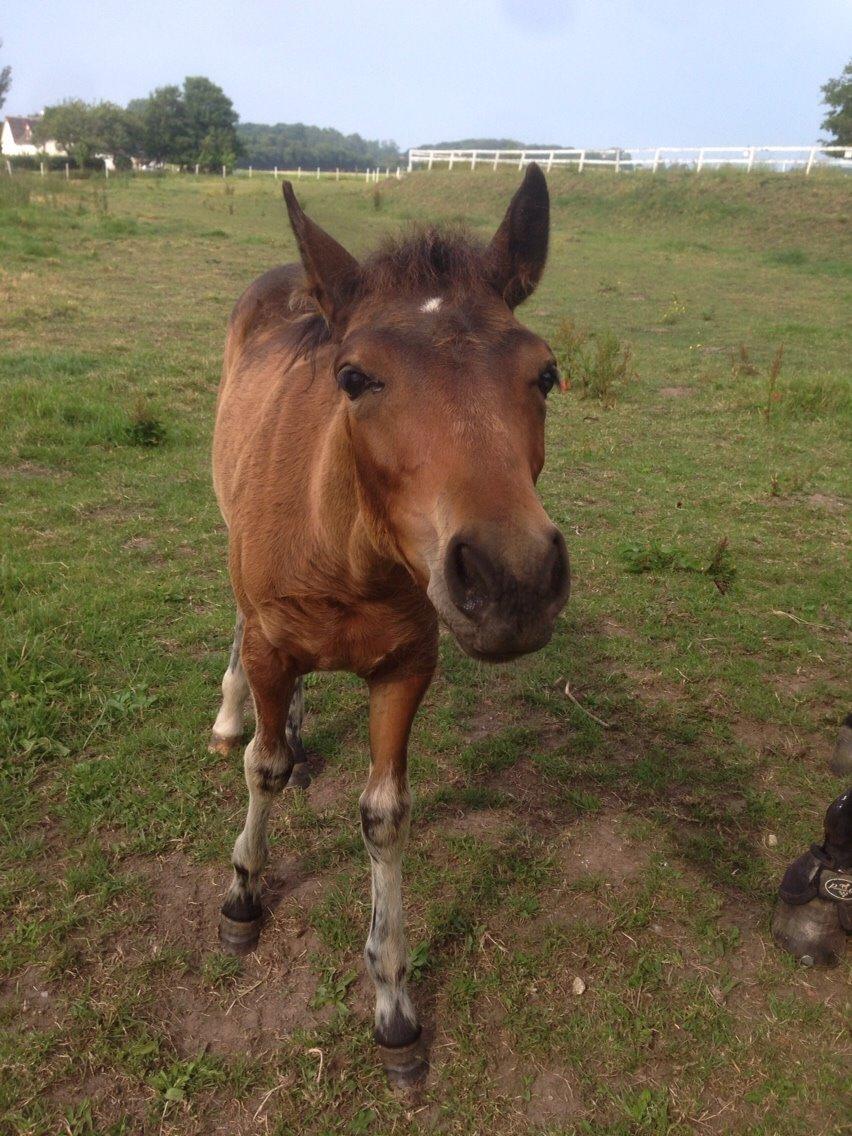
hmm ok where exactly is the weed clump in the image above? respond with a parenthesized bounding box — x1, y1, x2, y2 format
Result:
(620, 536, 736, 593)
(553, 318, 635, 406)
(126, 400, 167, 447)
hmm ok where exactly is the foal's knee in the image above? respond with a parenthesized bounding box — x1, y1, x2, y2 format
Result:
(245, 736, 295, 796)
(360, 779, 410, 856)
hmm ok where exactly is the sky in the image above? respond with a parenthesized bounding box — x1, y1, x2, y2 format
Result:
(2, 2, 850, 149)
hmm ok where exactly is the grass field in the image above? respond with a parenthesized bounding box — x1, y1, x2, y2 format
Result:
(1, 165, 850, 1135)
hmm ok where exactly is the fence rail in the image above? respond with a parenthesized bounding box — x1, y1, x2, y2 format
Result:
(407, 146, 852, 175)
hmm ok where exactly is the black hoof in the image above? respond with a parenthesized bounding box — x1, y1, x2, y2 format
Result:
(377, 1034, 428, 1090)
(286, 761, 311, 790)
(219, 912, 262, 956)
(829, 715, 852, 777)
(771, 786, 851, 967)
(771, 897, 846, 967)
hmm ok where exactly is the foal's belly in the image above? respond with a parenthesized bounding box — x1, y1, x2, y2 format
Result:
(255, 593, 438, 678)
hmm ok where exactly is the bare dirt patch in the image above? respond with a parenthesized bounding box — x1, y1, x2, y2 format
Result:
(0, 460, 71, 480)
(659, 385, 691, 398)
(556, 812, 649, 886)
(123, 850, 332, 1058)
(807, 492, 846, 515)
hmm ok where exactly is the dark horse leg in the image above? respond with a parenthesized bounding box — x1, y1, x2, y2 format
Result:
(219, 618, 299, 954)
(211, 611, 309, 786)
(360, 670, 433, 1087)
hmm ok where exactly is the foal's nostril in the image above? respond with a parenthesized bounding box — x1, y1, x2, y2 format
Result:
(449, 540, 494, 615)
(547, 531, 570, 606)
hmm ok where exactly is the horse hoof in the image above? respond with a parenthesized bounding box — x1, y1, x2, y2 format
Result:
(286, 762, 311, 790)
(377, 1035, 428, 1090)
(829, 715, 852, 776)
(219, 913, 262, 955)
(208, 732, 243, 756)
(771, 897, 846, 967)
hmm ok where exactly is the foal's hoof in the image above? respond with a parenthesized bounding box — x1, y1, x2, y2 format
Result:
(285, 761, 311, 790)
(772, 897, 847, 967)
(771, 786, 851, 967)
(829, 715, 852, 776)
(377, 1034, 428, 1090)
(208, 732, 243, 756)
(218, 913, 262, 956)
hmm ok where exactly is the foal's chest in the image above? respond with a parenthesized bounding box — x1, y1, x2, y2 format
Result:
(257, 591, 436, 678)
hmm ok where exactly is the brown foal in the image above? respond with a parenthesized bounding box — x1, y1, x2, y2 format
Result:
(210, 164, 570, 1084)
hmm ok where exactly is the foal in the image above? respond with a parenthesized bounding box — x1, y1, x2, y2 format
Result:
(210, 164, 570, 1083)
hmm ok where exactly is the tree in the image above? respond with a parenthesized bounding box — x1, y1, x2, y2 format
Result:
(0, 39, 11, 113)
(134, 85, 188, 164)
(821, 59, 852, 148)
(182, 76, 241, 170)
(36, 100, 137, 167)
(130, 77, 241, 170)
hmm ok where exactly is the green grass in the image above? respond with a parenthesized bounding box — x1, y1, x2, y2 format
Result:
(1, 167, 850, 1135)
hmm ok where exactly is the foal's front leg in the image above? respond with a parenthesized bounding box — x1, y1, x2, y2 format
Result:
(360, 671, 432, 1086)
(219, 619, 298, 954)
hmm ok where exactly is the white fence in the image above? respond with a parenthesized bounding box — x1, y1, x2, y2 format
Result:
(233, 166, 401, 182)
(408, 146, 852, 175)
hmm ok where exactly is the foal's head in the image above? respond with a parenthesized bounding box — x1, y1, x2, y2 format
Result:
(283, 166, 569, 662)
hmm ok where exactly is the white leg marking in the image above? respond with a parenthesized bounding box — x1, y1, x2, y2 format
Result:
(361, 777, 419, 1044)
(213, 662, 249, 740)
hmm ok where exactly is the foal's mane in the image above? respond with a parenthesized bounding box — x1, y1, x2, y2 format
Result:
(287, 224, 489, 360)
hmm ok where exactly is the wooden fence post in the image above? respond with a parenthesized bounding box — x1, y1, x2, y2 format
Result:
(40, 161, 45, 177)
(805, 147, 817, 175)
(578, 150, 586, 173)
(696, 148, 704, 173)
(547, 151, 554, 172)
(65, 162, 70, 180)
(493, 151, 499, 171)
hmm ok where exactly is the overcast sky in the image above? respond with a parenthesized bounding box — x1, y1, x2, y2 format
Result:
(2, 2, 850, 148)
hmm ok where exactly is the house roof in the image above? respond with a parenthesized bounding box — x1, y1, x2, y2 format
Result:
(4, 116, 40, 144)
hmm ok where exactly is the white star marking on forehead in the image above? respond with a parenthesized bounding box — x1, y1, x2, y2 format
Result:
(420, 296, 443, 313)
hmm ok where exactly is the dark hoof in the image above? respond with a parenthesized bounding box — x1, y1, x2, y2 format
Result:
(829, 716, 852, 776)
(286, 761, 311, 790)
(377, 1035, 428, 1090)
(771, 897, 846, 967)
(208, 732, 243, 756)
(219, 912, 262, 956)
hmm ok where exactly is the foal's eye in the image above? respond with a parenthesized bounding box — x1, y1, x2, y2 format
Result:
(337, 367, 384, 400)
(537, 365, 559, 396)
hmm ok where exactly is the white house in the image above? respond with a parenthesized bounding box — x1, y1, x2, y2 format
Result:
(1, 115, 65, 157)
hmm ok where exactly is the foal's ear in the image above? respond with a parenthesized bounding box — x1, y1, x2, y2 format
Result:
(282, 182, 361, 326)
(485, 163, 549, 309)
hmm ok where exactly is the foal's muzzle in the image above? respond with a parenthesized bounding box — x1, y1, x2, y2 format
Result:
(437, 525, 570, 661)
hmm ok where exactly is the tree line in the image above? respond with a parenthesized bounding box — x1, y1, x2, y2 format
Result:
(32, 77, 242, 171)
(16, 77, 403, 172)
